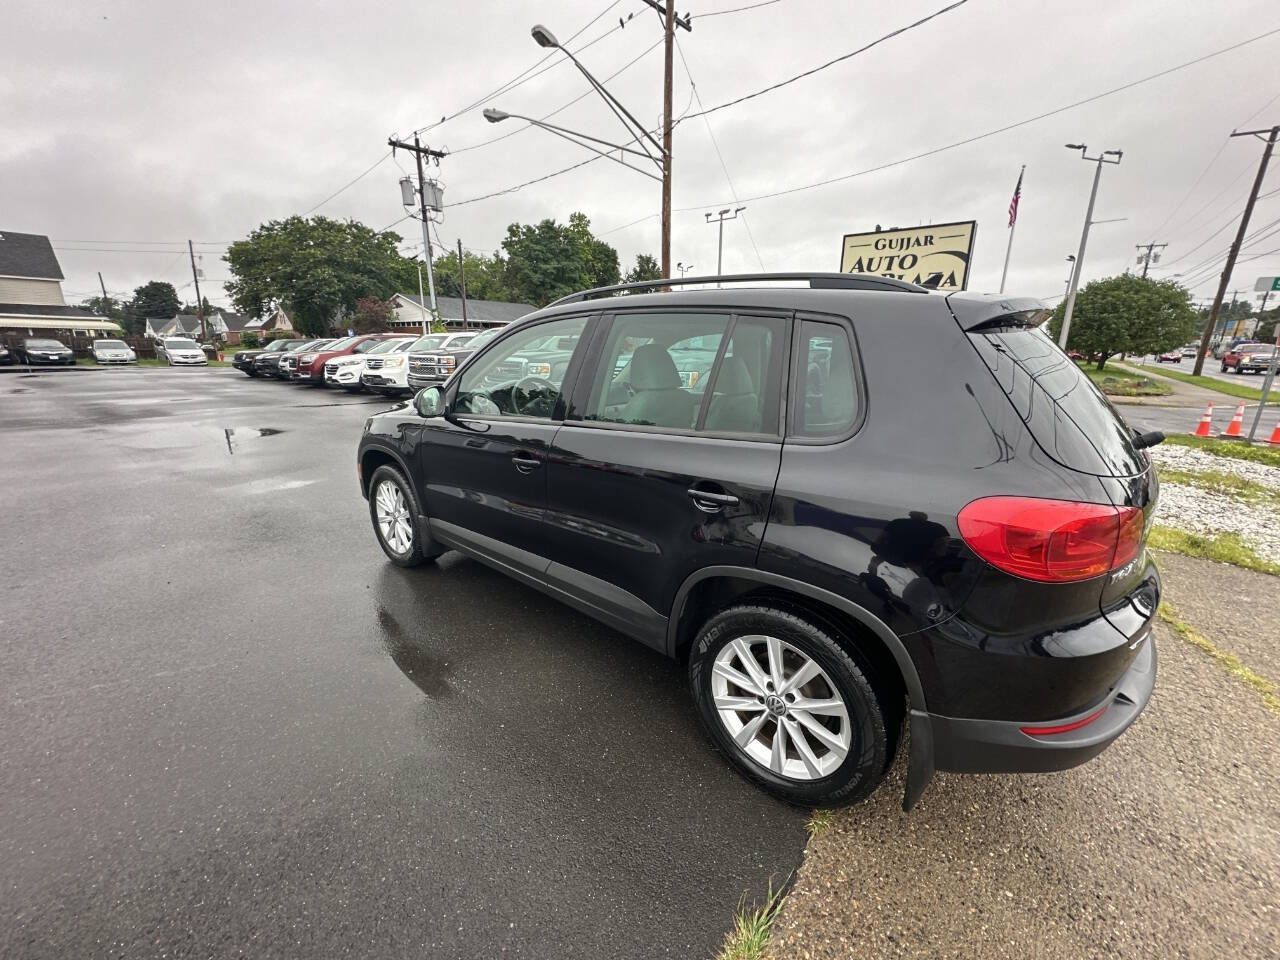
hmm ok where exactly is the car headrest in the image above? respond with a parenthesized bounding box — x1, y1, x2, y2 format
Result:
(630, 343, 683, 390)
(713, 355, 754, 396)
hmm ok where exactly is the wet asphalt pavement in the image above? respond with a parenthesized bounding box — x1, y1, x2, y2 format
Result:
(0, 368, 806, 959)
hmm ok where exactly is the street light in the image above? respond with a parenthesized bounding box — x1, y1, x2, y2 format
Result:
(1058, 143, 1123, 349)
(484, 108, 660, 181)
(489, 22, 671, 274)
(705, 206, 746, 282)
(1062, 255, 1076, 300)
(676, 262, 693, 278)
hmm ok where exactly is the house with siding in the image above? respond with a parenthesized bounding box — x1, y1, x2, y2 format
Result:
(390, 293, 535, 331)
(0, 230, 123, 339)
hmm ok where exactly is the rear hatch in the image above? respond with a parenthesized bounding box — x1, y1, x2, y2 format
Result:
(950, 295, 1158, 635)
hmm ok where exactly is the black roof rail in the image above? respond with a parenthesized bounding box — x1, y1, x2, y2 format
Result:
(546, 272, 931, 307)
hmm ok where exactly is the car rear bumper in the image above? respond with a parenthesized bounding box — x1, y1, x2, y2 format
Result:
(929, 633, 1156, 774)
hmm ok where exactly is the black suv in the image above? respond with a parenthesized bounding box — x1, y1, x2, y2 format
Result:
(356, 273, 1160, 809)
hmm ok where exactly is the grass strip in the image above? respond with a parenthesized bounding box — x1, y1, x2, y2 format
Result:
(1076, 362, 1171, 397)
(717, 881, 788, 960)
(1150, 526, 1280, 576)
(1162, 434, 1280, 467)
(1158, 603, 1280, 716)
(1157, 466, 1280, 506)
(1114, 361, 1280, 403)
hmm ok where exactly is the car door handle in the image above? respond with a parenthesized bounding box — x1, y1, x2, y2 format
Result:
(687, 487, 738, 513)
(512, 454, 542, 473)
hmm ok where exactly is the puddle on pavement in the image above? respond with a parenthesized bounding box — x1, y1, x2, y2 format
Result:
(223, 426, 284, 454)
(376, 606, 454, 700)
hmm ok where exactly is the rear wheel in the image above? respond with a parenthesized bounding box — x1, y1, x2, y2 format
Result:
(688, 605, 888, 806)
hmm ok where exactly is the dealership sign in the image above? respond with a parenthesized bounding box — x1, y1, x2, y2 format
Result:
(1255, 276, 1280, 292)
(840, 220, 977, 290)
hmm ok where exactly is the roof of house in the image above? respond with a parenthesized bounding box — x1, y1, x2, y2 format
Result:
(395, 294, 535, 326)
(0, 303, 122, 332)
(218, 311, 249, 331)
(0, 231, 64, 280)
(0, 303, 100, 319)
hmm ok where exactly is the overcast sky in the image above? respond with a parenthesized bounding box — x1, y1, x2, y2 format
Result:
(5, 0, 1279, 312)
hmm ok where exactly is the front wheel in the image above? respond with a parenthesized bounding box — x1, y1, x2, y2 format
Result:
(688, 605, 890, 806)
(367, 465, 442, 567)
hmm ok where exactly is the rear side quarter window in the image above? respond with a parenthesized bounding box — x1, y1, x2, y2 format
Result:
(792, 319, 860, 440)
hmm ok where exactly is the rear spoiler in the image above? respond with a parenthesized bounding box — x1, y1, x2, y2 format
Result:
(945, 294, 1050, 332)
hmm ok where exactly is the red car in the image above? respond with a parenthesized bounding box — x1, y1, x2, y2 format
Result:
(1220, 343, 1268, 374)
(294, 334, 399, 383)
(1155, 349, 1181, 363)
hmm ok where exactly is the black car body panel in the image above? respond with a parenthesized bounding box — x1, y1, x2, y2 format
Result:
(358, 277, 1159, 807)
(15, 338, 75, 365)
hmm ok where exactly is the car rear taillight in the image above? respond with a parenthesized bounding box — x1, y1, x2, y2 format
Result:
(957, 497, 1144, 583)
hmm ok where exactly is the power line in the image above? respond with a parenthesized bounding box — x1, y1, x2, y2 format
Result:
(438, 25, 1280, 218)
(697, 0, 783, 17)
(1146, 87, 1280, 238)
(302, 152, 391, 215)
(674, 34, 765, 269)
(411, 0, 629, 137)
(674, 25, 1280, 212)
(686, 0, 970, 120)
(450, 35, 665, 155)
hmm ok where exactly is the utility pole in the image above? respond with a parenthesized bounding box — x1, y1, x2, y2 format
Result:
(1135, 241, 1167, 278)
(661, 0, 674, 280)
(1059, 144, 1123, 350)
(1194, 124, 1278, 375)
(97, 271, 110, 314)
(639, 0, 690, 278)
(188, 240, 206, 341)
(705, 207, 745, 281)
(457, 238, 469, 329)
(389, 134, 447, 333)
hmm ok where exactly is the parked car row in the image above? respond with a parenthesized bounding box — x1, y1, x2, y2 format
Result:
(231, 330, 485, 396)
(0, 336, 216, 366)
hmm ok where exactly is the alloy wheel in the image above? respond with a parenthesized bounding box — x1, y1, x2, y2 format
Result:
(711, 635, 851, 781)
(374, 480, 414, 555)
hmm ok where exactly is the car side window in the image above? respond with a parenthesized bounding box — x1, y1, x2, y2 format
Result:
(585, 312, 784, 435)
(795, 320, 859, 438)
(453, 316, 588, 420)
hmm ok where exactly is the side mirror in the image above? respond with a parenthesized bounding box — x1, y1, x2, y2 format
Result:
(414, 385, 446, 418)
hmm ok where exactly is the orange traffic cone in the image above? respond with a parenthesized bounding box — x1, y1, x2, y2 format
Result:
(1268, 421, 1280, 445)
(1223, 402, 1246, 438)
(1193, 402, 1214, 437)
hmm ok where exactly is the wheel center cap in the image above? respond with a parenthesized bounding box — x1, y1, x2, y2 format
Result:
(764, 694, 787, 717)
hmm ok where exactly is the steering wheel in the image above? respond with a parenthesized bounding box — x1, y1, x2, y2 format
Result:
(511, 376, 557, 416)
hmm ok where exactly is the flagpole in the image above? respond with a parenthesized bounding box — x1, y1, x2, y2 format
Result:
(999, 164, 1025, 294)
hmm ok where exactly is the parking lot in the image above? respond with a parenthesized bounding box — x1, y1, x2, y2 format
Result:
(4, 367, 1279, 960)
(0, 368, 805, 959)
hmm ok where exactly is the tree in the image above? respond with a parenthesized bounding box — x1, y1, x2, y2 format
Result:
(501, 212, 621, 306)
(430, 248, 511, 302)
(352, 296, 394, 333)
(1255, 305, 1280, 344)
(224, 216, 408, 336)
(129, 281, 181, 320)
(624, 253, 662, 284)
(1047, 275, 1197, 370)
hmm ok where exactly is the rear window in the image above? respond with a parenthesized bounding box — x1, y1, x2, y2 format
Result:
(969, 325, 1145, 477)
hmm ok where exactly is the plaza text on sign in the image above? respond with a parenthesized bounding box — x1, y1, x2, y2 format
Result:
(840, 220, 977, 290)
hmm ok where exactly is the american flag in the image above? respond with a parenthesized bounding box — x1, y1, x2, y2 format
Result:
(1008, 167, 1024, 228)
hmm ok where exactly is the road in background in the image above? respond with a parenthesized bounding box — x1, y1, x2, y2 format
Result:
(0, 369, 805, 959)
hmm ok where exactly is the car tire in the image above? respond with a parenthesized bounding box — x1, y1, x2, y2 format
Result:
(688, 605, 889, 807)
(1221, 363, 1228, 372)
(367, 464, 443, 567)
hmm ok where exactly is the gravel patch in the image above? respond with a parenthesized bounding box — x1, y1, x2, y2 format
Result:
(768, 619, 1280, 960)
(1148, 446, 1280, 563)
(1149, 444, 1280, 490)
